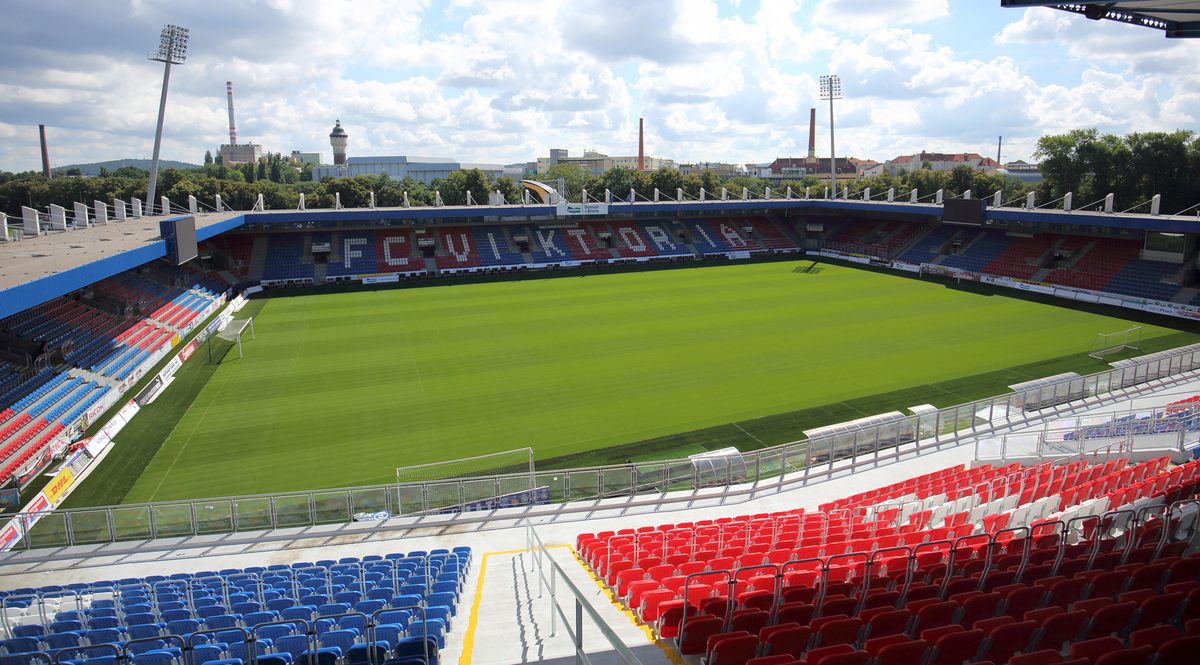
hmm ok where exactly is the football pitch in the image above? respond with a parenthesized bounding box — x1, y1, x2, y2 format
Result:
(91, 261, 1195, 505)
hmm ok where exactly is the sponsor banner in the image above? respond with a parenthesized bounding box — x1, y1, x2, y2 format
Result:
(869, 259, 892, 269)
(178, 340, 198, 364)
(0, 489, 19, 512)
(244, 285, 263, 296)
(362, 274, 400, 285)
(805, 223, 824, 232)
(0, 523, 19, 551)
(159, 355, 183, 381)
(134, 376, 164, 407)
(727, 251, 752, 260)
(231, 295, 248, 312)
(432, 486, 552, 515)
(85, 431, 112, 457)
(556, 202, 609, 217)
(892, 261, 923, 273)
(43, 467, 75, 506)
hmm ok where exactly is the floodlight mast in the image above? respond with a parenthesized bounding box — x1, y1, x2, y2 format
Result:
(819, 74, 842, 197)
(146, 24, 189, 214)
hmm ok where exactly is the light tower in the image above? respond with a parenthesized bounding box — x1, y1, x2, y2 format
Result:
(819, 74, 842, 197)
(330, 120, 348, 165)
(146, 24, 189, 214)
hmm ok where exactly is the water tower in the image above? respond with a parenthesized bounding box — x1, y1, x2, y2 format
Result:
(329, 120, 348, 165)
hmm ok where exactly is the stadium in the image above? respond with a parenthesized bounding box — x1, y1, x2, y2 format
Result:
(3, 2, 1200, 665)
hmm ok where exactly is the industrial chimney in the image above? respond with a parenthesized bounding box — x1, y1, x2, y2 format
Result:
(226, 81, 238, 146)
(638, 118, 645, 172)
(807, 108, 817, 161)
(39, 125, 51, 178)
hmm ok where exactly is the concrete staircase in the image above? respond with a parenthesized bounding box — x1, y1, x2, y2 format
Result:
(247, 235, 270, 281)
(313, 262, 327, 285)
(1172, 287, 1198, 304)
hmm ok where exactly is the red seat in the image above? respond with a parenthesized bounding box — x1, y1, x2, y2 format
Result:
(758, 623, 810, 660)
(1036, 610, 1088, 653)
(678, 614, 723, 654)
(1092, 645, 1154, 665)
(638, 589, 675, 622)
(819, 596, 858, 619)
(959, 592, 1001, 628)
(980, 620, 1037, 663)
(913, 601, 957, 634)
(1001, 586, 1044, 619)
(874, 638, 927, 665)
(1009, 650, 1064, 665)
(775, 602, 815, 626)
(1157, 635, 1200, 665)
(815, 617, 861, 647)
(1070, 636, 1123, 661)
(1044, 578, 1086, 609)
(745, 656, 795, 665)
(1133, 591, 1183, 630)
(656, 601, 689, 638)
(1085, 601, 1136, 638)
(797, 644, 853, 665)
(862, 609, 908, 640)
(810, 652, 867, 665)
(705, 632, 759, 665)
(730, 608, 769, 636)
(928, 627, 984, 665)
(1128, 624, 1181, 649)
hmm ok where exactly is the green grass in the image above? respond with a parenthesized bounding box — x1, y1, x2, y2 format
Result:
(86, 260, 1194, 505)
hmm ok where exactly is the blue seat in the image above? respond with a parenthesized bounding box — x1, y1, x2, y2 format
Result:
(406, 620, 445, 649)
(317, 630, 356, 656)
(203, 616, 240, 631)
(195, 607, 228, 620)
(392, 635, 438, 665)
(243, 611, 278, 628)
(88, 617, 121, 630)
(317, 603, 350, 618)
(256, 655, 291, 665)
(83, 628, 124, 645)
(389, 596, 422, 610)
(165, 619, 200, 638)
(131, 650, 178, 665)
(266, 599, 295, 613)
(126, 641, 168, 656)
(347, 644, 386, 665)
(44, 632, 82, 650)
(281, 607, 315, 622)
(12, 626, 45, 639)
(190, 644, 227, 665)
(422, 607, 451, 627)
(2, 637, 41, 653)
(126, 624, 164, 641)
(354, 601, 385, 616)
(202, 659, 242, 665)
(161, 610, 194, 623)
(426, 594, 456, 614)
(273, 635, 310, 662)
(227, 637, 269, 664)
(300, 649, 340, 665)
(336, 615, 366, 636)
(255, 625, 298, 642)
(49, 621, 83, 634)
(372, 625, 404, 652)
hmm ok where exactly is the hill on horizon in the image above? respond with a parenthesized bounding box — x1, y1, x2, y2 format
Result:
(53, 158, 201, 176)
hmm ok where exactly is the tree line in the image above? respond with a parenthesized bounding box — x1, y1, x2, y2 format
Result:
(3, 128, 1197, 218)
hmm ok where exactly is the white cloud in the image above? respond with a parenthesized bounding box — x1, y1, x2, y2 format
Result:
(0, 0, 1196, 172)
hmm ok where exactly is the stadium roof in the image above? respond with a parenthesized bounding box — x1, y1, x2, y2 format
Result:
(1000, 1, 1200, 37)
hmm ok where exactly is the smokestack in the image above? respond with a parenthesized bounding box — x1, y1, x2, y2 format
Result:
(226, 81, 238, 146)
(638, 117, 645, 172)
(997, 135, 1002, 166)
(39, 125, 51, 178)
(807, 108, 816, 160)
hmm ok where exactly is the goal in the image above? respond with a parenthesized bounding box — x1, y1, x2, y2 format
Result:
(207, 317, 255, 364)
(1089, 325, 1142, 360)
(396, 447, 534, 484)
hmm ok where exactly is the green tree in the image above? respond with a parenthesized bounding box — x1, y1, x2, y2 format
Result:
(203, 150, 213, 166)
(541, 164, 588, 201)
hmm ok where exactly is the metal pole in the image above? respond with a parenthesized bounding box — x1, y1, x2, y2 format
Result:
(146, 61, 172, 211)
(574, 598, 583, 664)
(828, 92, 837, 196)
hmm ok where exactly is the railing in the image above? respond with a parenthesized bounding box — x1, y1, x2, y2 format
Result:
(4, 341, 1200, 553)
(526, 524, 642, 665)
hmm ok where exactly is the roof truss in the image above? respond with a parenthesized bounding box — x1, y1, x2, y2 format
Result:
(1000, 1, 1200, 37)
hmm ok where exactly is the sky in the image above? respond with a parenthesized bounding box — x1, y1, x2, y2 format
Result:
(0, 0, 1197, 172)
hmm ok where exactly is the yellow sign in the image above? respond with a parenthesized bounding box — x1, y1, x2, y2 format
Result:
(43, 468, 76, 506)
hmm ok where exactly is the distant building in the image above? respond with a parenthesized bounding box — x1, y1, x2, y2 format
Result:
(766, 156, 858, 180)
(289, 151, 321, 166)
(218, 143, 263, 165)
(1002, 160, 1043, 184)
(678, 162, 746, 177)
(536, 149, 676, 176)
(312, 156, 504, 185)
(875, 151, 1003, 176)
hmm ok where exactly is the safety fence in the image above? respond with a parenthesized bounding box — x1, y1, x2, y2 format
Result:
(3, 342, 1200, 551)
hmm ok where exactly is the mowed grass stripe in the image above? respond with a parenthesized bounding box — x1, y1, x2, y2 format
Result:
(119, 262, 1189, 502)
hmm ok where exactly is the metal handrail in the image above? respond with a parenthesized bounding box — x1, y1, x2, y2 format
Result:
(526, 524, 643, 665)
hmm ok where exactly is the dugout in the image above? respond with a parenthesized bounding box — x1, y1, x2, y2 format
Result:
(1009, 373, 1085, 411)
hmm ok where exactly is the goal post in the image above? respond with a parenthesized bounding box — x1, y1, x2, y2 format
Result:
(1089, 325, 1143, 360)
(207, 317, 255, 364)
(396, 447, 535, 484)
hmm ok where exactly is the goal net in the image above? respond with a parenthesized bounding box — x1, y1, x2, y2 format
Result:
(1089, 325, 1142, 360)
(208, 317, 255, 364)
(396, 448, 537, 514)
